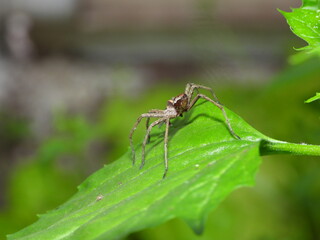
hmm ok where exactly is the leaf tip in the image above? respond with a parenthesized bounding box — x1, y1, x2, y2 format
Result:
(184, 217, 205, 235)
(305, 93, 320, 103)
(277, 8, 290, 17)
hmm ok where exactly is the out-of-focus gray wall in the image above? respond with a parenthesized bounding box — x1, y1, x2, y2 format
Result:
(7, 0, 77, 19)
(2, 0, 300, 28)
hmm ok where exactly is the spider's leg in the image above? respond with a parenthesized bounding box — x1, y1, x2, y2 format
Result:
(186, 83, 220, 104)
(149, 109, 164, 113)
(185, 83, 193, 96)
(163, 118, 170, 179)
(146, 117, 150, 143)
(141, 117, 166, 169)
(129, 116, 143, 165)
(146, 110, 165, 143)
(129, 112, 164, 165)
(188, 94, 240, 139)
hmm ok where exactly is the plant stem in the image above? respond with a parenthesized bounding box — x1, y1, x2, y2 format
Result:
(260, 140, 320, 157)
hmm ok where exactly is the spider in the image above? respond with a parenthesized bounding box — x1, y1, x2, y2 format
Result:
(129, 83, 240, 179)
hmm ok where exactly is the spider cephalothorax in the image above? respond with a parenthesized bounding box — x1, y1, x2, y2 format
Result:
(129, 83, 240, 178)
(168, 93, 188, 116)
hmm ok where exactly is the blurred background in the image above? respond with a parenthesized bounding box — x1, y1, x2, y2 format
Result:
(0, 0, 320, 239)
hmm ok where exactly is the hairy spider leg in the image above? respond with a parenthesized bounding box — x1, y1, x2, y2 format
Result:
(186, 83, 240, 139)
(163, 118, 170, 179)
(146, 109, 164, 143)
(141, 117, 167, 169)
(188, 93, 240, 139)
(129, 112, 164, 165)
(185, 83, 220, 105)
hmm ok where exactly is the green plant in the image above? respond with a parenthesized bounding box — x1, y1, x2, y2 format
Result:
(7, 0, 320, 239)
(280, 0, 320, 63)
(7, 99, 320, 239)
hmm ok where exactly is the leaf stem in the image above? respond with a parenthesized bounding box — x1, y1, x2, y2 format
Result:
(260, 140, 320, 157)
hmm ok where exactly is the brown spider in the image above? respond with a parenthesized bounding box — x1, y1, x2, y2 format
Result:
(129, 83, 240, 178)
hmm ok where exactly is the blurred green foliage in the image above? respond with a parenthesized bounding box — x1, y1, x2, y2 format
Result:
(0, 114, 94, 238)
(0, 112, 29, 152)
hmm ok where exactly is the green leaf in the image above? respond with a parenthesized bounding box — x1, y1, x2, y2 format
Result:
(8, 100, 320, 240)
(279, 0, 320, 63)
(305, 92, 320, 103)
